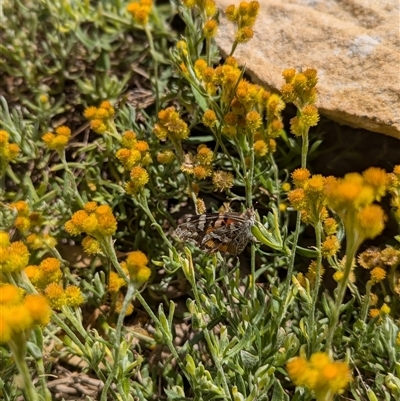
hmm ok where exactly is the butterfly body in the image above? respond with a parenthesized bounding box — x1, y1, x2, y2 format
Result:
(175, 208, 255, 256)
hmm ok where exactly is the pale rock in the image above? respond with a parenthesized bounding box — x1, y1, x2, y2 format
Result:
(214, 0, 400, 139)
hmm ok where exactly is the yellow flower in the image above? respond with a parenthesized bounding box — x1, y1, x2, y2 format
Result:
(333, 271, 344, 282)
(254, 140, 268, 157)
(202, 109, 217, 128)
(65, 286, 84, 307)
(363, 167, 388, 200)
(109, 271, 126, 293)
(126, 250, 148, 267)
(287, 352, 351, 399)
(0, 241, 30, 273)
(288, 188, 306, 210)
(3, 304, 33, 333)
(380, 303, 390, 315)
(203, 19, 218, 38)
(121, 130, 137, 148)
(82, 236, 102, 254)
(196, 145, 214, 165)
(129, 165, 148, 184)
(292, 168, 310, 188)
(369, 308, 380, 318)
(134, 140, 150, 153)
(39, 257, 63, 286)
(157, 150, 175, 164)
(44, 283, 66, 310)
(356, 205, 385, 240)
(212, 171, 234, 192)
(321, 235, 340, 257)
(0, 284, 23, 305)
(323, 217, 338, 235)
(83, 106, 98, 120)
(370, 267, 386, 283)
(193, 165, 212, 180)
(90, 119, 107, 134)
(23, 294, 52, 326)
(245, 110, 262, 131)
(55, 126, 71, 138)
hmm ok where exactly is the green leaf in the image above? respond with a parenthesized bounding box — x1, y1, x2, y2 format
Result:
(271, 380, 289, 401)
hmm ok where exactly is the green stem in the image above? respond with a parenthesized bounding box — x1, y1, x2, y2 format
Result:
(279, 129, 309, 323)
(144, 25, 160, 114)
(203, 330, 233, 401)
(134, 291, 190, 378)
(326, 239, 359, 351)
(307, 219, 323, 355)
(101, 282, 136, 401)
(9, 338, 39, 401)
(360, 280, 372, 323)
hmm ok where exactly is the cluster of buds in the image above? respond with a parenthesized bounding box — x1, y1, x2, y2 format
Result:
(287, 352, 351, 400)
(181, 0, 218, 38)
(180, 145, 214, 180)
(324, 167, 387, 248)
(281, 68, 319, 137)
(116, 130, 152, 170)
(225, 1, 260, 44)
(115, 130, 152, 195)
(0, 283, 51, 344)
(64, 201, 118, 241)
(25, 258, 83, 310)
(357, 246, 400, 300)
(0, 130, 19, 172)
(127, 0, 153, 26)
(83, 101, 115, 134)
(42, 125, 71, 152)
(153, 107, 190, 142)
(387, 165, 400, 224)
(7, 200, 57, 251)
(194, 57, 285, 153)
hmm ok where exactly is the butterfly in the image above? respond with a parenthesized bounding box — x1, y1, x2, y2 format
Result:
(175, 208, 255, 256)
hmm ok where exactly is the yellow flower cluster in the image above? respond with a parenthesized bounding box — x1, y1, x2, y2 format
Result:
(120, 250, 151, 285)
(26, 233, 57, 251)
(225, 1, 260, 44)
(8, 200, 57, 250)
(153, 107, 190, 141)
(181, 0, 218, 38)
(24, 257, 84, 310)
(45, 283, 84, 310)
(64, 201, 117, 238)
(0, 283, 51, 344)
(281, 68, 319, 136)
(387, 165, 400, 223)
(83, 101, 115, 134)
(324, 167, 387, 246)
(193, 57, 284, 151)
(0, 231, 30, 274)
(287, 352, 351, 400)
(180, 145, 214, 180)
(127, 0, 152, 26)
(116, 130, 152, 170)
(42, 125, 71, 151)
(288, 168, 330, 226)
(0, 129, 20, 164)
(281, 68, 318, 105)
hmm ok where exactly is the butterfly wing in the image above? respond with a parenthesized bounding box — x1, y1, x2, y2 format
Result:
(175, 211, 254, 255)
